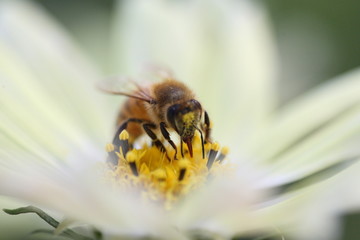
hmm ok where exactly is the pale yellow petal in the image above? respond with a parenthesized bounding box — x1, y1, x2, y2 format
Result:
(292, 162, 360, 240)
(113, 0, 279, 142)
(173, 166, 273, 236)
(0, 152, 180, 238)
(252, 68, 360, 172)
(0, 0, 114, 144)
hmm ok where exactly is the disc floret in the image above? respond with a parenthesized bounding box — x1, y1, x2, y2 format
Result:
(106, 130, 229, 208)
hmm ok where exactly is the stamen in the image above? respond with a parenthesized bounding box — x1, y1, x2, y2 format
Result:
(194, 126, 205, 159)
(106, 143, 118, 165)
(207, 142, 220, 170)
(152, 169, 167, 181)
(178, 159, 189, 181)
(180, 140, 184, 158)
(127, 152, 138, 176)
(119, 130, 130, 158)
(105, 128, 229, 207)
(105, 143, 115, 153)
(216, 146, 229, 163)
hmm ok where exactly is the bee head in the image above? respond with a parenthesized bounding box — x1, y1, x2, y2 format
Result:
(167, 99, 202, 157)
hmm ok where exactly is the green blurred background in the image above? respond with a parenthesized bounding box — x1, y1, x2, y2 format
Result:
(38, 0, 360, 105)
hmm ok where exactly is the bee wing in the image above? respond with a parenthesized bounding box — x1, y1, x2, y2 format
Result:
(142, 63, 175, 81)
(97, 76, 156, 104)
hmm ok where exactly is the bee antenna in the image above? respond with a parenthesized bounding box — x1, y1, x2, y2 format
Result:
(194, 126, 205, 159)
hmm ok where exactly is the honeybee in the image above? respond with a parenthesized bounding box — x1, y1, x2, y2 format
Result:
(100, 74, 211, 161)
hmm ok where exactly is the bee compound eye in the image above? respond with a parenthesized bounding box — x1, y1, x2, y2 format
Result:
(167, 104, 181, 129)
(190, 99, 202, 110)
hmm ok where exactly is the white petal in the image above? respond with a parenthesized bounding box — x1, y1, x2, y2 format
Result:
(113, 0, 279, 142)
(251, 68, 360, 172)
(0, 150, 184, 238)
(274, 107, 360, 177)
(0, 1, 114, 145)
(172, 164, 276, 237)
(291, 162, 360, 240)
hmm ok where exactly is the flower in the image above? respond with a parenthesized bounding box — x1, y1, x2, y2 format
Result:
(1, 1, 360, 240)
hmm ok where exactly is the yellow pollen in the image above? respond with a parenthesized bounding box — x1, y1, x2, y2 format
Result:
(221, 146, 229, 155)
(119, 129, 129, 140)
(178, 159, 190, 169)
(182, 112, 195, 124)
(106, 130, 229, 208)
(211, 142, 220, 151)
(152, 169, 167, 180)
(105, 143, 115, 153)
(126, 151, 137, 163)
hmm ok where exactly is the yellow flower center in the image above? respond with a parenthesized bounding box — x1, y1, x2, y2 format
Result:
(105, 130, 229, 209)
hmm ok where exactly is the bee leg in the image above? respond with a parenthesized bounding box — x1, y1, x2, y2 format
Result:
(113, 118, 144, 146)
(160, 122, 178, 160)
(180, 140, 184, 158)
(203, 111, 212, 143)
(194, 126, 205, 159)
(143, 123, 171, 161)
(108, 118, 144, 165)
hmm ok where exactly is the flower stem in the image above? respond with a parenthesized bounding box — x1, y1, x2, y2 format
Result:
(3, 206, 99, 240)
